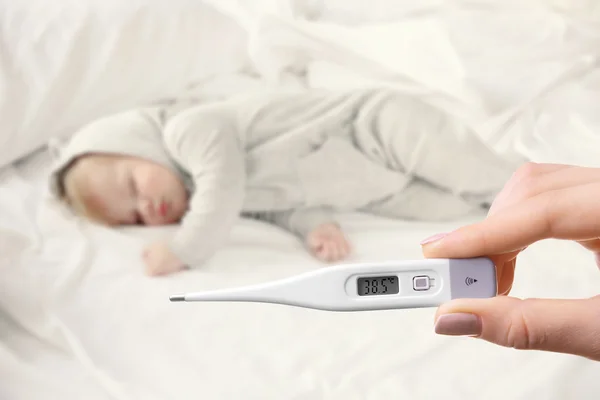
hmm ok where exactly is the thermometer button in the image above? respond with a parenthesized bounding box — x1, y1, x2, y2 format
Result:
(412, 275, 431, 291)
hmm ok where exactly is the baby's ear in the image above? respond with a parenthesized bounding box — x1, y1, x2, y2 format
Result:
(48, 157, 79, 204)
(60, 190, 72, 206)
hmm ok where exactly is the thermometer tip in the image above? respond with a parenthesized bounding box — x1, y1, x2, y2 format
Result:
(169, 294, 186, 302)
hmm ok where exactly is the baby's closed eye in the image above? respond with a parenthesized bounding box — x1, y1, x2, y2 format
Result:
(128, 175, 138, 196)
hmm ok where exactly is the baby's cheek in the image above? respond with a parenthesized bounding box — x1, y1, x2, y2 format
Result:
(139, 174, 164, 195)
(147, 171, 164, 185)
(171, 202, 188, 222)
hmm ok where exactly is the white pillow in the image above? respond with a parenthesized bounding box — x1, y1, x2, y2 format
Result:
(0, 0, 250, 168)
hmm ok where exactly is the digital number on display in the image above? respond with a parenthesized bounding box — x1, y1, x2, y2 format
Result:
(357, 276, 399, 296)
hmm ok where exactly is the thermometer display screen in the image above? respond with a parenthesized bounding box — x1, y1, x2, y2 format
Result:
(357, 276, 399, 296)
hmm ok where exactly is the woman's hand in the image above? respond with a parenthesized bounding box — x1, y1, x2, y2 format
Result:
(420, 162, 600, 361)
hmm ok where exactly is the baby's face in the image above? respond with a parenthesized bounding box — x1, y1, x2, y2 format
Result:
(67, 154, 189, 226)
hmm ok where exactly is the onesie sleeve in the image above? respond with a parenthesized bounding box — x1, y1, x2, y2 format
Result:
(163, 109, 245, 268)
(244, 207, 337, 239)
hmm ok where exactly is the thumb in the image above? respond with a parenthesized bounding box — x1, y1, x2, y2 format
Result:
(433, 296, 600, 361)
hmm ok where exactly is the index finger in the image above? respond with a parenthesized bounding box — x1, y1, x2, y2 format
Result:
(421, 185, 582, 259)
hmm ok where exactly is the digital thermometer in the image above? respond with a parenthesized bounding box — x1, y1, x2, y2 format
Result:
(169, 258, 497, 311)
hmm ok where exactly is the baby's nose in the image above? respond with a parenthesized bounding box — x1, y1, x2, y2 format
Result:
(139, 198, 153, 217)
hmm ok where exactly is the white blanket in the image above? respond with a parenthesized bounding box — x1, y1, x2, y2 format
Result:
(246, 2, 600, 167)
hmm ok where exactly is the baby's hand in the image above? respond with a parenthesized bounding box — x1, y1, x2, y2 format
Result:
(143, 241, 186, 276)
(306, 222, 351, 263)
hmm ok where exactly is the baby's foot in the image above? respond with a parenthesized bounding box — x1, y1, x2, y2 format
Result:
(306, 222, 351, 263)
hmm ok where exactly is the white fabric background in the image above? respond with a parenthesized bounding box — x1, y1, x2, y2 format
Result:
(0, 0, 250, 168)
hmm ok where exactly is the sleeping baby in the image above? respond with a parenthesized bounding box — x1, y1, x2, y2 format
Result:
(48, 88, 515, 276)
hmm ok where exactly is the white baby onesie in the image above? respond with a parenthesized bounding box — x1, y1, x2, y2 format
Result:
(160, 88, 516, 267)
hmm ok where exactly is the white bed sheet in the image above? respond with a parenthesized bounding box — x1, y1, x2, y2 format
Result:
(2, 147, 600, 400)
(0, 310, 112, 400)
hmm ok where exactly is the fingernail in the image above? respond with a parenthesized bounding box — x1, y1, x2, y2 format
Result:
(420, 232, 448, 245)
(434, 313, 482, 336)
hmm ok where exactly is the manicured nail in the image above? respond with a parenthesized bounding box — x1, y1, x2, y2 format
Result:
(434, 313, 482, 336)
(420, 232, 448, 245)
